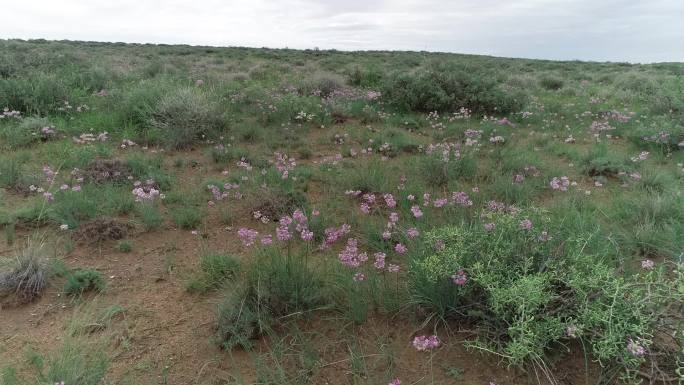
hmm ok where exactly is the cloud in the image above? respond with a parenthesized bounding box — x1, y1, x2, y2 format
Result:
(1, 0, 682, 62)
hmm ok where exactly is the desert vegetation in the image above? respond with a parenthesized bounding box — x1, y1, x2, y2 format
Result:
(0, 39, 683, 385)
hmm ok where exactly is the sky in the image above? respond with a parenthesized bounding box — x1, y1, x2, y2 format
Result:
(1, 0, 683, 63)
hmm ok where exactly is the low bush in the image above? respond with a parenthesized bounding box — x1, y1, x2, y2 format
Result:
(151, 87, 225, 149)
(410, 208, 683, 380)
(381, 63, 525, 114)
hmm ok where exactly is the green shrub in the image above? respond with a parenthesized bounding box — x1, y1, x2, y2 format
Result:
(64, 269, 105, 296)
(381, 64, 525, 114)
(410, 208, 683, 379)
(539, 75, 564, 90)
(151, 87, 225, 149)
(0, 116, 50, 149)
(347, 65, 383, 88)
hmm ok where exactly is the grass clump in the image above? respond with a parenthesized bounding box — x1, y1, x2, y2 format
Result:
(0, 245, 51, 304)
(217, 250, 323, 350)
(64, 269, 105, 296)
(187, 253, 240, 293)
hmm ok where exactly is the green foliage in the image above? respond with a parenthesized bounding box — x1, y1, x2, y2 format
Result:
(64, 269, 105, 296)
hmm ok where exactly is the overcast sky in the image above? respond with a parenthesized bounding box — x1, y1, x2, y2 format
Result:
(2, 0, 683, 63)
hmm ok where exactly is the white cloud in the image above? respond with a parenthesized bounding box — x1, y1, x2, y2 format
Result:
(1, 0, 682, 62)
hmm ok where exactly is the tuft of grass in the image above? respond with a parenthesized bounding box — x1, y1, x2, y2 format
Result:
(170, 205, 203, 230)
(187, 253, 240, 293)
(64, 269, 106, 296)
(116, 240, 132, 253)
(0, 244, 51, 304)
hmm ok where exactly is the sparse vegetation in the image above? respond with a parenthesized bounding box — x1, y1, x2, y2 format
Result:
(1, 39, 683, 384)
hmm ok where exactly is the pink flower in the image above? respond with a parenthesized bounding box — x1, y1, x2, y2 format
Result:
(641, 259, 655, 270)
(276, 225, 292, 241)
(261, 235, 273, 245)
(320, 224, 351, 249)
(451, 269, 467, 285)
(411, 205, 423, 218)
(301, 230, 314, 242)
(550, 176, 570, 191)
(627, 339, 646, 357)
(237, 228, 259, 247)
(389, 379, 402, 385)
(338, 238, 368, 267)
(422, 193, 431, 206)
(360, 202, 371, 214)
(433, 198, 448, 208)
(373, 252, 386, 269)
(451, 191, 473, 206)
(394, 243, 407, 254)
(382, 230, 392, 240)
(484, 223, 496, 232)
(412, 335, 440, 351)
(383, 193, 397, 208)
(519, 219, 533, 231)
(353, 272, 366, 282)
(387, 264, 400, 273)
(406, 228, 420, 239)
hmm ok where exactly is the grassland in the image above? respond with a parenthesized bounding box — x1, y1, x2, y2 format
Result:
(0, 39, 683, 385)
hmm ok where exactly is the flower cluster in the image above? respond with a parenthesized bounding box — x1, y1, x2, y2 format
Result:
(273, 152, 296, 179)
(339, 238, 368, 267)
(550, 176, 571, 191)
(132, 180, 163, 202)
(73, 132, 109, 144)
(630, 151, 649, 162)
(1, 107, 22, 119)
(451, 269, 467, 285)
(40, 126, 57, 140)
(489, 135, 505, 144)
(627, 339, 646, 357)
(237, 228, 259, 247)
(320, 224, 351, 249)
(412, 335, 440, 351)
